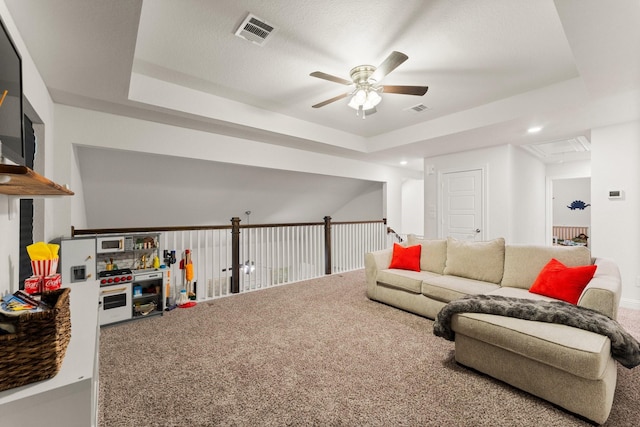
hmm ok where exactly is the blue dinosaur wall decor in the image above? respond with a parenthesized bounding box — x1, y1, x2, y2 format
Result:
(567, 200, 591, 210)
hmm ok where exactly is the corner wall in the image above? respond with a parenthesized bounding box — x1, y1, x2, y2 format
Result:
(508, 145, 546, 244)
(401, 179, 424, 236)
(591, 120, 640, 309)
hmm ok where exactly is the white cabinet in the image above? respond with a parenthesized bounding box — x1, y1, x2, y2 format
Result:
(0, 283, 100, 426)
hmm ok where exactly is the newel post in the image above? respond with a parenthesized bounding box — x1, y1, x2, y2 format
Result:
(324, 216, 332, 275)
(231, 217, 241, 293)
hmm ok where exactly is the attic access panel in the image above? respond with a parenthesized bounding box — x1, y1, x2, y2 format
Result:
(522, 136, 591, 162)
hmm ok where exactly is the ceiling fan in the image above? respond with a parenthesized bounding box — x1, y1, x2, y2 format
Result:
(310, 51, 428, 118)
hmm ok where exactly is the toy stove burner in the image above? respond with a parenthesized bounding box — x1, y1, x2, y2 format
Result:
(99, 268, 133, 286)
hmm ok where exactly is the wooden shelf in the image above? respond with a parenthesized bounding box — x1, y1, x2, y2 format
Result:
(0, 164, 74, 196)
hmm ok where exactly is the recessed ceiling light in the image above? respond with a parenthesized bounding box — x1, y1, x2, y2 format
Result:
(528, 126, 543, 133)
(400, 160, 408, 166)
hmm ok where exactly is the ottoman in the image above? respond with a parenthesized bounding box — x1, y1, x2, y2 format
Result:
(452, 312, 617, 424)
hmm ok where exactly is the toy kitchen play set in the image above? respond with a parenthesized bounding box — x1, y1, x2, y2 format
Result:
(59, 234, 168, 326)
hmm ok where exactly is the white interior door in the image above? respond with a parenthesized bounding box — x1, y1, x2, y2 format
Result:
(441, 169, 483, 241)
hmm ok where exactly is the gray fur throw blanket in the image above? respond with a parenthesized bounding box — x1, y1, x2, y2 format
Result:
(433, 294, 640, 369)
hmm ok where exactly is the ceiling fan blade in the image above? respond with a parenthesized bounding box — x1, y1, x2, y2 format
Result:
(382, 85, 429, 96)
(310, 71, 352, 85)
(369, 51, 409, 83)
(312, 92, 349, 108)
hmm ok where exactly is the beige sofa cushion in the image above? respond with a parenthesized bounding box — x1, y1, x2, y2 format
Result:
(422, 275, 500, 303)
(407, 235, 447, 274)
(376, 269, 440, 294)
(501, 245, 592, 289)
(443, 237, 505, 284)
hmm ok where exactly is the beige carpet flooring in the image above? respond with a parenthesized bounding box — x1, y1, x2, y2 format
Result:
(98, 270, 640, 426)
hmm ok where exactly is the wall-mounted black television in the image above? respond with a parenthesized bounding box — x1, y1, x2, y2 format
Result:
(0, 15, 25, 166)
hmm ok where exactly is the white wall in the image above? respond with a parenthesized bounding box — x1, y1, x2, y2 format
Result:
(553, 178, 591, 227)
(330, 183, 383, 221)
(509, 146, 546, 244)
(591, 120, 640, 309)
(546, 159, 591, 179)
(401, 178, 424, 236)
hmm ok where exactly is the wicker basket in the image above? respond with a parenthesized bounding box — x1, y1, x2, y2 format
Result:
(0, 288, 71, 392)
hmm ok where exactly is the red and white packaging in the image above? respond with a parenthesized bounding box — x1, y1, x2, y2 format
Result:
(31, 257, 59, 277)
(43, 273, 61, 292)
(24, 275, 44, 295)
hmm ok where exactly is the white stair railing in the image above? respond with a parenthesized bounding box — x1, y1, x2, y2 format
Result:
(73, 218, 391, 303)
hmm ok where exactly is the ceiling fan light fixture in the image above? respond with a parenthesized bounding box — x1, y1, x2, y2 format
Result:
(349, 88, 368, 107)
(366, 90, 382, 108)
(348, 86, 382, 114)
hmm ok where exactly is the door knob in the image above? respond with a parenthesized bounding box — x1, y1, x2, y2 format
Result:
(475, 229, 481, 233)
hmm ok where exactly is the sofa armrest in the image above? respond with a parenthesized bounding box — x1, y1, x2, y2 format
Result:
(577, 258, 622, 319)
(364, 248, 393, 299)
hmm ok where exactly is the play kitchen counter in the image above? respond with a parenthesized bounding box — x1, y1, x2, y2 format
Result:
(60, 234, 167, 326)
(98, 268, 166, 325)
(0, 283, 100, 427)
(94, 233, 166, 325)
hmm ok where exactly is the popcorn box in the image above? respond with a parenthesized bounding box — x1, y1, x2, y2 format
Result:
(24, 275, 44, 295)
(31, 258, 59, 277)
(43, 273, 61, 292)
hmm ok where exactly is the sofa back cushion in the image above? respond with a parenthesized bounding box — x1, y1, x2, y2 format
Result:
(443, 237, 505, 284)
(407, 235, 447, 274)
(501, 245, 592, 289)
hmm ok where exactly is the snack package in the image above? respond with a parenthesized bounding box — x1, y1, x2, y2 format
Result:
(31, 258, 59, 277)
(24, 275, 43, 295)
(43, 274, 61, 292)
(27, 241, 59, 277)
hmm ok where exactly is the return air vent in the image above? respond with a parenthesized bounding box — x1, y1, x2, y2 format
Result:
(404, 103, 431, 113)
(234, 13, 276, 46)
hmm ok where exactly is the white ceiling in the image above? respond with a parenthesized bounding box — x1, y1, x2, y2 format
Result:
(3, 0, 640, 225)
(6, 0, 640, 170)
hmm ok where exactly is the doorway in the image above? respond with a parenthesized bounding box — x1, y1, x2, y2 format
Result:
(551, 177, 591, 246)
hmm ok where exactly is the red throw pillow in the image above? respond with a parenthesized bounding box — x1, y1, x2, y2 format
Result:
(529, 258, 597, 304)
(388, 243, 421, 272)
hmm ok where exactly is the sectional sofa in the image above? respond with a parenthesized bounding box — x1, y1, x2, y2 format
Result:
(364, 235, 622, 424)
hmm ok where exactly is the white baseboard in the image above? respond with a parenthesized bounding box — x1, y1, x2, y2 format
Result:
(620, 297, 640, 310)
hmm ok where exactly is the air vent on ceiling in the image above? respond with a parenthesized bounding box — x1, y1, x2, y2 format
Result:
(234, 13, 276, 46)
(404, 103, 431, 113)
